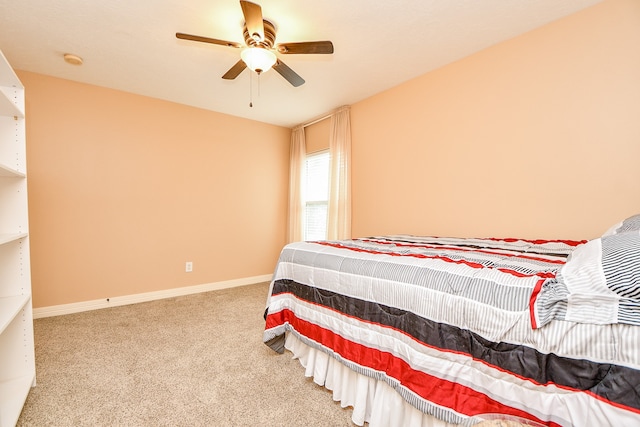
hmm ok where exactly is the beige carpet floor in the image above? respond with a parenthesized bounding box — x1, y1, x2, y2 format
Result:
(17, 282, 357, 426)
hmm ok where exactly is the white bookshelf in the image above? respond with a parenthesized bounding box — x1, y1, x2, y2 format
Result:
(0, 49, 35, 427)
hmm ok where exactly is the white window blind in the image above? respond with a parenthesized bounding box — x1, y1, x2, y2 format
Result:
(303, 151, 330, 241)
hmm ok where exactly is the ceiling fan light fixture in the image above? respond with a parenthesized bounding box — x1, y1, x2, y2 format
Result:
(241, 47, 276, 74)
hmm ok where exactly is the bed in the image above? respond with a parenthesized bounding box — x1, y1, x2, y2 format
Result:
(263, 215, 640, 426)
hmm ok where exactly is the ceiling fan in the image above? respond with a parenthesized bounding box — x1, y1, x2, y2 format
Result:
(176, 0, 334, 87)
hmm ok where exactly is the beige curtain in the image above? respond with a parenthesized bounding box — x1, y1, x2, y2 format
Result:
(287, 126, 306, 243)
(327, 106, 352, 240)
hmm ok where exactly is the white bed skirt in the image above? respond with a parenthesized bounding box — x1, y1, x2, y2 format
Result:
(284, 332, 456, 427)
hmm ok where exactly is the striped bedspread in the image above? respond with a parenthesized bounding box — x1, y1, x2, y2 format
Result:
(263, 236, 640, 426)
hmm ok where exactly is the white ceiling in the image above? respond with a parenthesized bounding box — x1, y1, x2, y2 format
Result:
(0, 0, 602, 128)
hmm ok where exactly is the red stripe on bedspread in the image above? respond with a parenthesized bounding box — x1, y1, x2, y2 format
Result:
(266, 309, 554, 426)
(485, 237, 587, 246)
(529, 278, 546, 329)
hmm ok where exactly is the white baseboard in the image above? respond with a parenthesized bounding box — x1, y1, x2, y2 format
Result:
(33, 274, 272, 319)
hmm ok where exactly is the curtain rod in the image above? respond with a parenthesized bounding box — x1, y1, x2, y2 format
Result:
(297, 105, 350, 129)
(299, 113, 331, 129)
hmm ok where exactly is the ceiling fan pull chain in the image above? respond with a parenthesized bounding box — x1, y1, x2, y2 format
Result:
(249, 69, 253, 107)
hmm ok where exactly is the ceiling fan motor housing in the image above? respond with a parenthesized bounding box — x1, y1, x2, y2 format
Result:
(243, 19, 276, 48)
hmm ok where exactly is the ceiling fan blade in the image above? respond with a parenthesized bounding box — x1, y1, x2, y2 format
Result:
(240, 1, 264, 43)
(276, 41, 334, 55)
(222, 60, 248, 80)
(273, 59, 305, 87)
(176, 32, 242, 48)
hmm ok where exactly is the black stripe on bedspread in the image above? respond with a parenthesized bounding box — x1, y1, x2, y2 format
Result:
(271, 279, 640, 412)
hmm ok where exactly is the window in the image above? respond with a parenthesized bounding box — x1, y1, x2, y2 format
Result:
(303, 150, 330, 241)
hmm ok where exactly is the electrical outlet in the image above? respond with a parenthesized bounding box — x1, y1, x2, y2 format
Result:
(185, 261, 193, 272)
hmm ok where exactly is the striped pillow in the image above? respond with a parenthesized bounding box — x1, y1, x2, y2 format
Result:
(602, 214, 640, 237)
(556, 230, 640, 325)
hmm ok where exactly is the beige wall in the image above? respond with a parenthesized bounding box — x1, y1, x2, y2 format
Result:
(305, 118, 330, 154)
(20, 71, 290, 308)
(351, 0, 640, 241)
